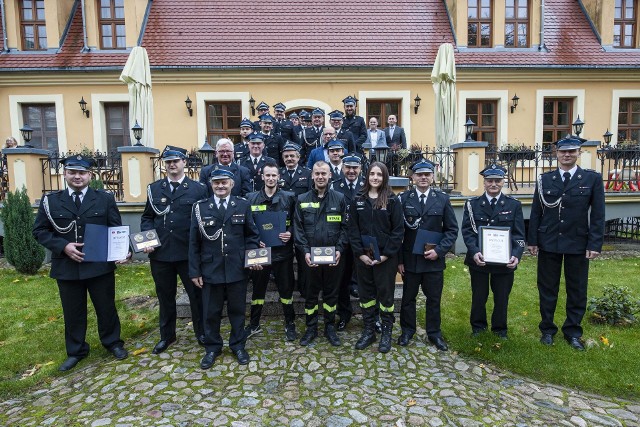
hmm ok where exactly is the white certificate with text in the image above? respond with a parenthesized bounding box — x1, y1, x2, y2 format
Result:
(479, 226, 511, 264)
(107, 226, 130, 262)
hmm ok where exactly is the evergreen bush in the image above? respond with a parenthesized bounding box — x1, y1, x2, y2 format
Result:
(0, 187, 45, 274)
(588, 285, 640, 326)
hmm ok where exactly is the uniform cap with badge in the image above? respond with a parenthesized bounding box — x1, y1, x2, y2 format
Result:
(342, 154, 361, 167)
(411, 160, 435, 174)
(311, 108, 325, 116)
(259, 113, 274, 123)
(556, 135, 585, 151)
(248, 132, 265, 143)
(209, 168, 235, 181)
(327, 140, 345, 150)
(240, 117, 254, 128)
(342, 96, 357, 106)
(282, 142, 301, 152)
(288, 112, 299, 119)
(161, 145, 187, 162)
(256, 101, 269, 111)
(273, 103, 286, 112)
(61, 155, 96, 171)
(479, 164, 506, 179)
(328, 110, 345, 120)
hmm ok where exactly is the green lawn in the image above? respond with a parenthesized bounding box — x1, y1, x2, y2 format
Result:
(0, 255, 638, 400)
(0, 263, 158, 397)
(435, 254, 640, 400)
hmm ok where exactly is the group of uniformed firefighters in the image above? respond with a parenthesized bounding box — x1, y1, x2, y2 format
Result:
(33, 97, 604, 372)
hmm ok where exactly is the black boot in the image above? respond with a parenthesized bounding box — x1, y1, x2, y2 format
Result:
(379, 323, 393, 353)
(355, 327, 376, 350)
(300, 326, 317, 346)
(324, 323, 341, 346)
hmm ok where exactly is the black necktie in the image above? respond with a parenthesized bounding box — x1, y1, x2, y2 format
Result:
(490, 197, 497, 211)
(74, 191, 82, 209)
(253, 158, 258, 167)
(219, 198, 226, 216)
(563, 172, 571, 188)
(420, 193, 426, 207)
(334, 167, 339, 175)
(170, 181, 180, 192)
(288, 169, 295, 178)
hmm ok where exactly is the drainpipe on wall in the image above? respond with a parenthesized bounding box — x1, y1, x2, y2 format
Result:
(539, 0, 545, 51)
(1, 0, 8, 52)
(81, 0, 89, 51)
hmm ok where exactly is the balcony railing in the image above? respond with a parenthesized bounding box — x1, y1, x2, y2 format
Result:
(151, 149, 210, 181)
(597, 145, 640, 192)
(40, 151, 124, 201)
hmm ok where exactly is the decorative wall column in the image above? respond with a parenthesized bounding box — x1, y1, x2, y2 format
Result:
(450, 141, 488, 197)
(4, 147, 52, 203)
(117, 146, 160, 203)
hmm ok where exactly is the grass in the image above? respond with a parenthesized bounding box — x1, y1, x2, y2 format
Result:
(0, 263, 158, 398)
(433, 254, 640, 400)
(0, 255, 638, 401)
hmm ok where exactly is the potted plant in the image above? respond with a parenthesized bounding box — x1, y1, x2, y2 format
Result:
(497, 144, 536, 162)
(601, 140, 640, 161)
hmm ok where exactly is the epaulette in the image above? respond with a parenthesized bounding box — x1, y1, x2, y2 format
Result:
(196, 198, 208, 204)
(583, 168, 598, 173)
(542, 169, 555, 174)
(236, 196, 247, 201)
(45, 189, 64, 196)
(197, 181, 205, 187)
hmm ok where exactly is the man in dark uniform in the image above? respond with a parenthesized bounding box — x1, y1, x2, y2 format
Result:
(33, 155, 128, 371)
(141, 146, 208, 354)
(327, 140, 345, 183)
(289, 112, 302, 141)
(234, 117, 254, 163)
(189, 168, 260, 369)
(252, 101, 270, 131)
(280, 143, 312, 196)
(273, 102, 299, 145)
(528, 136, 605, 351)
(245, 161, 298, 341)
(461, 165, 525, 339)
(238, 133, 276, 192)
(329, 110, 356, 154)
(300, 108, 324, 165)
(397, 160, 459, 351)
(200, 138, 252, 197)
(342, 96, 367, 153)
(294, 161, 348, 347)
(331, 154, 365, 330)
(258, 113, 286, 167)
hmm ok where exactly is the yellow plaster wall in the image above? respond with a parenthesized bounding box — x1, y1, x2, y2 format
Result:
(581, 0, 614, 46)
(4, 0, 19, 49)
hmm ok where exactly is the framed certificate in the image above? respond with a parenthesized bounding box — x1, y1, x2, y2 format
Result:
(310, 246, 336, 264)
(245, 247, 272, 267)
(479, 226, 511, 265)
(130, 229, 161, 253)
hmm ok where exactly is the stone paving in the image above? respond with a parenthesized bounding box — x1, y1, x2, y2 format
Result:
(1, 319, 639, 427)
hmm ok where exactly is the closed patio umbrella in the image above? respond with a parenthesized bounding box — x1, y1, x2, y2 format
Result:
(119, 46, 154, 147)
(431, 43, 457, 148)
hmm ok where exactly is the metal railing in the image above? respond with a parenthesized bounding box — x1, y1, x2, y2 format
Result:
(151, 149, 209, 182)
(597, 145, 640, 192)
(484, 144, 557, 193)
(41, 151, 124, 201)
(387, 146, 457, 192)
(605, 217, 640, 244)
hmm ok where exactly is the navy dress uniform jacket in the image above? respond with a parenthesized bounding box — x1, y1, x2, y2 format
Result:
(398, 188, 459, 273)
(199, 162, 252, 198)
(342, 115, 367, 152)
(33, 188, 121, 280)
(331, 176, 365, 209)
(141, 177, 208, 262)
(189, 195, 260, 284)
(528, 167, 605, 254)
(279, 165, 312, 196)
(234, 142, 250, 163)
(462, 194, 526, 273)
(238, 155, 276, 192)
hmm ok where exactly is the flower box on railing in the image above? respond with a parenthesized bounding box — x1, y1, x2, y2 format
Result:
(599, 145, 640, 161)
(497, 145, 536, 163)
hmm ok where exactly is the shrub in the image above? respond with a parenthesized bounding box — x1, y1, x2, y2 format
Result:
(89, 178, 104, 190)
(0, 187, 45, 274)
(588, 285, 640, 326)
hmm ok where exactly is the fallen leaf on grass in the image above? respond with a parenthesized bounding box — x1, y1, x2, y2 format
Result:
(12, 279, 20, 283)
(478, 363, 485, 368)
(20, 361, 54, 380)
(47, 316, 57, 322)
(492, 342, 502, 350)
(599, 335, 610, 347)
(132, 348, 148, 356)
(406, 398, 416, 406)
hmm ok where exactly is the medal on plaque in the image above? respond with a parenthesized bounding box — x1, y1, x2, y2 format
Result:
(129, 229, 162, 253)
(310, 246, 337, 264)
(245, 247, 272, 267)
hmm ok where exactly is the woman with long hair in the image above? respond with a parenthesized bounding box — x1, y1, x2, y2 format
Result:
(347, 162, 404, 353)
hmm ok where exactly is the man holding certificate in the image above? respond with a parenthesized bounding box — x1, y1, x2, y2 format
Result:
(528, 136, 605, 351)
(245, 160, 298, 341)
(397, 160, 458, 351)
(33, 155, 128, 371)
(461, 165, 525, 339)
(189, 168, 260, 368)
(141, 146, 208, 354)
(294, 161, 348, 347)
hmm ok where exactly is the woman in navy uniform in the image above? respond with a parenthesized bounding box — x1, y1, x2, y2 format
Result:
(141, 146, 208, 354)
(461, 165, 525, 339)
(189, 168, 260, 369)
(397, 160, 458, 351)
(33, 155, 128, 371)
(347, 162, 404, 353)
(528, 136, 605, 351)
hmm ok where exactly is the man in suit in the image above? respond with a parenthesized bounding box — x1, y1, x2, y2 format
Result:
(238, 132, 276, 192)
(306, 126, 337, 169)
(189, 168, 261, 369)
(234, 117, 254, 163)
(331, 154, 365, 330)
(33, 155, 128, 371)
(397, 160, 459, 351)
(141, 146, 208, 354)
(385, 115, 407, 176)
(280, 143, 312, 197)
(342, 96, 367, 153)
(528, 136, 605, 351)
(258, 113, 286, 167)
(461, 165, 525, 339)
(199, 138, 252, 197)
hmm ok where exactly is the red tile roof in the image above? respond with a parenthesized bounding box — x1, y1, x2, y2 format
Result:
(0, 0, 638, 71)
